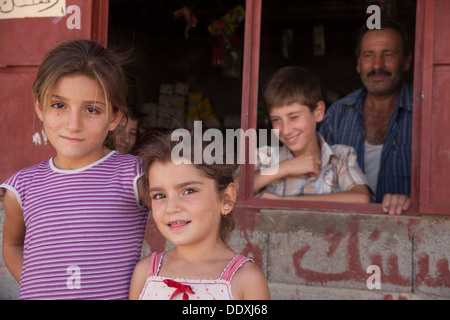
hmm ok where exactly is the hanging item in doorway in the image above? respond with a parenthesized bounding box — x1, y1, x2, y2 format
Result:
(208, 5, 245, 77)
(207, 5, 245, 38)
(212, 31, 225, 66)
(313, 24, 326, 56)
(173, 5, 198, 39)
(281, 29, 294, 59)
(186, 91, 221, 128)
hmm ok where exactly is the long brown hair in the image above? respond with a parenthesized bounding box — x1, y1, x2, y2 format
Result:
(32, 39, 130, 149)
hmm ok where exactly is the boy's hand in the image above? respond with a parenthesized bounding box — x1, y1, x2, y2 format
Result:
(285, 152, 321, 177)
(253, 151, 321, 193)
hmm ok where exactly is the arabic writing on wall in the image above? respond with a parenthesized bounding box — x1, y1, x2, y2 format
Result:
(0, 0, 65, 19)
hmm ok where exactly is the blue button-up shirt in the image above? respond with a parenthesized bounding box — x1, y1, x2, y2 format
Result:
(319, 83, 413, 203)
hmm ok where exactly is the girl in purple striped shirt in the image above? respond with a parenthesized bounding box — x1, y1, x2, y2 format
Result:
(1, 40, 151, 299)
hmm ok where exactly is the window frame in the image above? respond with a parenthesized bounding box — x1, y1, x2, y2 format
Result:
(412, 0, 450, 215)
(237, 0, 421, 215)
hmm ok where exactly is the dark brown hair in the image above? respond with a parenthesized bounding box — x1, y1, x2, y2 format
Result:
(138, 125, 238, 243)
(263, 66, 323, 113)
(355, 17, 411, 58)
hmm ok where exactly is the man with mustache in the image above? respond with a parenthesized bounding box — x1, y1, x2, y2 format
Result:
(320, 18, 413, 214)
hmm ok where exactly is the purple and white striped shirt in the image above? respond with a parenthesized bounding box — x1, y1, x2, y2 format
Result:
(1, 151, 149, 300)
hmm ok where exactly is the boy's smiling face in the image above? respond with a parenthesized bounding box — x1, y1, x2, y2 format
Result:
(269, 102, 324, 157)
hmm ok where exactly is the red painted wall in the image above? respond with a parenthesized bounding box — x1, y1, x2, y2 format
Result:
(0, 0, 109, 182)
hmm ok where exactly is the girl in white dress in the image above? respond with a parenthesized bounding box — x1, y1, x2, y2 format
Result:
(129, 128, 270, 300)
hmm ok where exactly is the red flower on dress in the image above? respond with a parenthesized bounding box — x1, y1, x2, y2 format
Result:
(163, 279, 195, 300)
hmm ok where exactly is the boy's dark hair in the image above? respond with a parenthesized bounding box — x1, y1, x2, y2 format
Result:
(355, 17, 411, 58)
(263, 66, 323, 113)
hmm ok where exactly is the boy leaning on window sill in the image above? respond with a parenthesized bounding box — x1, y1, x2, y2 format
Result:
(254, 66, 370, 203)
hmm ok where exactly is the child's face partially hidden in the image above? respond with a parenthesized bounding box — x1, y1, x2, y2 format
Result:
(148, 160, 231, 248)
(116, 118, 138, 154)
(269, 102, 324, 157)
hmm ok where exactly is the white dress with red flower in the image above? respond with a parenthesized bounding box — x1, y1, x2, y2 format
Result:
(138, 252, 252, 300)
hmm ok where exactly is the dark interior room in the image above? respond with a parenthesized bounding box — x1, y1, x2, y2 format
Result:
(107, 0, 416, 133)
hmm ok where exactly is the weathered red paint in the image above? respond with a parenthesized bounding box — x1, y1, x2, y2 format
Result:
(416, 253, 450, 287)
(384, 294, 408, 300)
(385, 254, 409, 286)
(407, 218, 421, 242)
(293, 219, 410, 287)
(369, 229, 381, 242)
(234, 207, 264, 266)
(324, 224, 342, 257)
(240, 240, 263, 268)
(234, 207, 261, 234)
(144, 219, 166, 253)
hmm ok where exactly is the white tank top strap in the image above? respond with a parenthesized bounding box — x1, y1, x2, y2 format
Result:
(219, 254, 253, 282)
